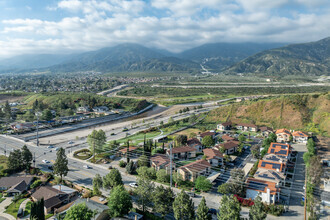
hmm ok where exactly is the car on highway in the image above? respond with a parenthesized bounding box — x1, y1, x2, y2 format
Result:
(55, 147, 59, 151)
(110, 133, 116, 136)
(68, 141, 74, 144)
(83, 165, 92, 169)
(42, 159, 50, 163)
(47, 145, 54, 149)
(129, 182, 138, 188)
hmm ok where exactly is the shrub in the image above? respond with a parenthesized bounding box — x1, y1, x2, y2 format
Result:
(73, 149, 92, 160)
(30, 180, 42, 189)
(234, 194, 254, 207)
(119, 160, 127, 168)
(266, 204, 285, 216)
(156, 169, 169, 183)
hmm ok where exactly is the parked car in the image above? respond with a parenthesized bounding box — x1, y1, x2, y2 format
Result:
(42, 159, 50, 163)
(187, 192, 196, 197)
(48, 165, 53, 170)
(108, 165, 113, 170)
(47, 145, 54, 149)
(68, 141, 74, 144)
(83, 165, 91, 169)
(55, 147, 59, 151)
(17, 208, 24, 217)
(208, 208, 217, 215)
(129, 182, 138, 188)
(110, 133, 116, 136)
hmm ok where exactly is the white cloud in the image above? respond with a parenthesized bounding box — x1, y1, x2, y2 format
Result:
(0, 0, 329, 57)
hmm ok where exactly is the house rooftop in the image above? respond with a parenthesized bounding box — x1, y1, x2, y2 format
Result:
(236, 123, 257, 128)
(203, 148, 223, 160)
(292, 131, 308, 137)
(179, 159, 211, 172)
(187, 138, 201, 146)
(170, 146, 196, 154)
(254, 168, 285, 183)
(258, 160, 284, 172)
(219, 141, 239, 150)
(0, 176, 34, 189)
(52, 185, 77, 195)
(275, 128, 291, 135)
(246, 177, 280, 195)
(221, 135, 235, 142)
(267, 143, 291, 157)
(260, 126, 273, 132)
(150, 154, 175, 167)
(198, 131, 216, 138)
(219, 122, 232, 126)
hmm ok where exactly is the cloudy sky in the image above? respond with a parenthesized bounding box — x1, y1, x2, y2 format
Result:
(0, 0, 329, 58)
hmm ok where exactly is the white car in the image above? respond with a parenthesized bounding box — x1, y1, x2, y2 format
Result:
(55, 147, 59, 151)
(129, 182, 138, 188)
(42, 159, 50, 163)
(83, 165, 91, 169)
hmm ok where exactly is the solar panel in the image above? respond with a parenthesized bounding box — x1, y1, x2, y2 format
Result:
(259, 173, 275, 180)
(277, 150, 287, 155)
(261, 161, 281, 170)
(267, 155, 280, 161)
(272, 172, 283, 180)
(248, 181, 267, 191)
(271, 149, 275, 153)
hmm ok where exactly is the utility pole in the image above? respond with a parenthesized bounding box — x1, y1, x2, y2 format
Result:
(4, 145, 6, 156)
(304, 167, 307, 220)
(93, 130, 96, 163)
(170, 142, 173, 189)
(36, 112, 40, 147)
(33, 152, 36, 168)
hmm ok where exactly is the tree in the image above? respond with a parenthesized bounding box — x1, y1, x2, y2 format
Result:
(176, 135, 188, 146)
(136, 176, 155, 213)
(30, 198, 45, 220)
(238, 134, 246, 143)
(21, 145, 33, 172)
(307, 156, 322, 185)
(173, 190, 195, 220)
(53, 148, 69, 188)
(156, 169, 169, 183)
(103, 169, 123, 189)
(202, 136, 215, 147)
(219, 146, 225, 154)
(8, 149, 22, 171)
(303, 152, 313, 165)
(64, 203, 94, 220)
(173, 172, 184, 186)
(93, 174, 103, 196)
(137, 154, 150, 167)
(268, 133, 277, 142)
(126, 161, 135, 174)
(189, 113, 197, 124)
(196, 197, 211, 220)
(3, 100, 11, 121)
(217, 183, 231, 195)
(108, 185, 132, 217)
(126, 140, 130, 163)
(229, 168, 245, 196)
(153, 185, 175, 217)
(87, 129, 106, 156)
(42, 109, 53, 121)
(217, 195, 241, 220)
(249, 196, 267, 220)
(251, 145, 260, 159)
(307, 138, 316, 154)
(195, 176, 212, 192)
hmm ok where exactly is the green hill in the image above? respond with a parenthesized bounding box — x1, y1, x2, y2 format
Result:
(205, 93, 330, 136)
(224, 37, 330, 76)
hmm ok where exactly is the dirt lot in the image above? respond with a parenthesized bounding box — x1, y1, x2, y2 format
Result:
(0, 94, 26, 104)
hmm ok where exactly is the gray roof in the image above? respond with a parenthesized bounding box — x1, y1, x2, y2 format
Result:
(0, 176, 34, 189)
(7, 180, 28, 193)
(72, 198, 109, 218)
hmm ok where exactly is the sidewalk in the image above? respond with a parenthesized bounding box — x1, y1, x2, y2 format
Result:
(0, 197, 15, 220)
(19, 199, 31, 219)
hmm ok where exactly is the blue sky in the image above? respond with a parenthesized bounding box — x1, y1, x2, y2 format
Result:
(0, 0, 329, 58)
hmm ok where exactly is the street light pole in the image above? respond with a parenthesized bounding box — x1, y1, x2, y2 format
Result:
(170, 142, 173, 189)
(35, 112, 41, 147)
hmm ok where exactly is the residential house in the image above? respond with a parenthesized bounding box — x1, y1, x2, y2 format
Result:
(292, 131, 308, 144)
(187, 138, 203, 152)
(197, 131, 216, 142)
(258, 160, 285, 173)
(275, 129, 291, 142)
(177, 159, 212, 182)
(254, 168, 285, 185)
(221, 134, 235, 143)
(52, 185, 77, 200)
(236, 123, 258, 132)
(0, 176, 34, 195)
(93, 106, 109, 113)
(203, 149, 223, 167)
(217, 122, 232, 131)
(215, 141, 239, 155)
(119, 146, 138, 157)
(70, 198, 109, 219)
(259, 126, 274, 137)
(11, 123, 35, 132)
(246, 177, 280, 204)
(31, 186, 70, 214)
(150, 154, 176, 174)
(167, 146, 196, 160)
(267, 143, 291, 159)
(77, 106, 90, 113)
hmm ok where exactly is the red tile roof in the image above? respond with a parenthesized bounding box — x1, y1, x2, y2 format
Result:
(170, 146, 196, 154)
(267, 143, 291, 157)
(119, 146, 138, 153)
(198, 131, 216, 138)
(292, 131, 308, 137)
(179, 159, 211, 172)
(219, 122, 232, 127)
(151, 154, 175, 168)
(187, 138, 201, 146)
(259, 126, 273, 132)
(258, 160, 285, 172)
(275, 128, 291, 135)
(246, 178, 280, 195)
(203, 148, 223, 160)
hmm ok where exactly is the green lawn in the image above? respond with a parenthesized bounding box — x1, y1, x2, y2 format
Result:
(176, 159, 197, 167)
(112, 131, 162, 145)
(24, 201, 32, 217)
(5, 198, 26, 218)
(0, 193, 5, 204)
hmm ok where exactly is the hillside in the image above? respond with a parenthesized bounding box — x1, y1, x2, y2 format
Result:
(47, 44, 200, 73)
(205, 93, 330, 136)
(177, 42, 284, 71)
(224, 37, 330, 76)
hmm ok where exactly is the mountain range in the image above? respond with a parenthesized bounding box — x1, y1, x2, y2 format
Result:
(0, 37, 329, 76)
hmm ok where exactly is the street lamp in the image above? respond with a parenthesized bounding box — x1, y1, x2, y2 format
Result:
(35, 112, 42, 147)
